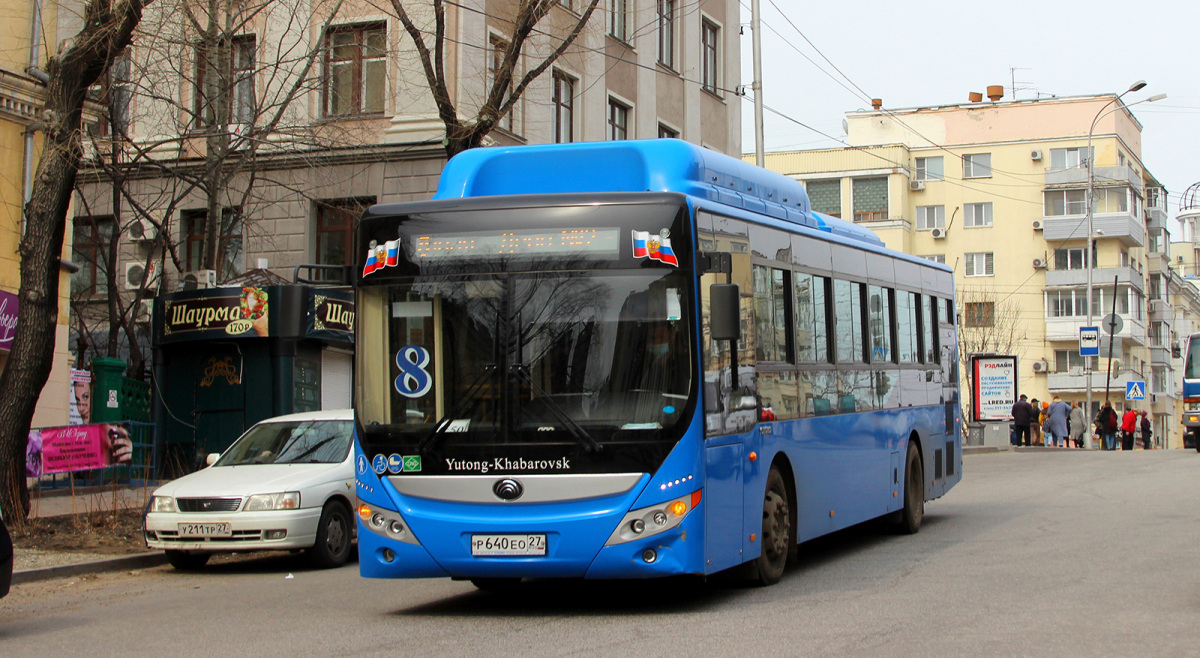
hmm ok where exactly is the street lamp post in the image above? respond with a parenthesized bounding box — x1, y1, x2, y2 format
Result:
(1084, 81, 1166, 447)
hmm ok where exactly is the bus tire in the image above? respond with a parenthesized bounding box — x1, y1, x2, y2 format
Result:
(1194, 430, 1200, 452)
(898, 441, 924, 535)
(307, 501, 353, 569)
(751, 466, 791, 586)
(164, 550, 210, 570)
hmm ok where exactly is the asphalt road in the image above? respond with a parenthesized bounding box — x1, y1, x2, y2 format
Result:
(2, 449, 1200, 656)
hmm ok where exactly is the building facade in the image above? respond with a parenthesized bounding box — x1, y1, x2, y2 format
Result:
(0, 0, 82, 428)
(754, 92, 1191, 446)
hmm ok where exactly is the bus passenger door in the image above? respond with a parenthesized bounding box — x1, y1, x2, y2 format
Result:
(704, 441, 744, 573)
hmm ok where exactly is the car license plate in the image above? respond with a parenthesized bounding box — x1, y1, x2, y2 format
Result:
(177, 522, 231, 538)
(471, 534, 547, 556)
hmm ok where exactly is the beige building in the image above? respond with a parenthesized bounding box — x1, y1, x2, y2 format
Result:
(0, 0, 83, 427)
(72, 0, 741, 367)
(754, 92, 1191, 446)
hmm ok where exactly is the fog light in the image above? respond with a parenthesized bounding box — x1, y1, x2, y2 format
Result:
(264, 530, 287, 540)
(641, 548, 657, 563)
(630, 519, 645, 534)
(371, 513, 386, 529)
(382, 548, 395, 563)
(387, 520, 404, 536)
(653, 512, 667, 526)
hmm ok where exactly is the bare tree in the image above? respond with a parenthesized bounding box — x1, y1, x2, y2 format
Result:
(0, 0, 147, 523)
(956, 285, 1027, 423)
(389, 0, 602, 158)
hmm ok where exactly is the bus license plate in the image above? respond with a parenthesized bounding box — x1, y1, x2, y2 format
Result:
(471, 534, 547, 556)
(177, 522, 231, 537)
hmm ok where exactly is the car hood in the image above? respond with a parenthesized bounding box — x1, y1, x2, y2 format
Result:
(153, 462, 353, 501)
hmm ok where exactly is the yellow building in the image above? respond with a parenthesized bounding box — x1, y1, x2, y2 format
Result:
(0, 0, 81, 427)
(753, 91, 1188, 446)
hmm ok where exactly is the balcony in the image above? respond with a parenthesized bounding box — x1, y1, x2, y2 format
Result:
(1042, 212, 1145, 248)
(1044, 315, 1146, 345)
(1044, 165, 1141, 190)
(1046, 368, 1143, 394)
(1149, 346, 1171, 364)
(1149, 299, 1170, 321)
(1043, 265, 1144, 292)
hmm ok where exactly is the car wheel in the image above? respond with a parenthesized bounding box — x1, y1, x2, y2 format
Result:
(164, 550, 210, 570)
(896, 440, 924, 535)
(308, 501, 353, 569)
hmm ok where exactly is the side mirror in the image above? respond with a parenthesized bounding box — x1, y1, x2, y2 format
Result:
(709, 284, 740, 341)
(206, 453, 221, 467)
(736, 395, 758, 411)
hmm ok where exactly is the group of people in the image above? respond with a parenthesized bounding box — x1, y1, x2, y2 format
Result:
(1009, 395, 1155, 450)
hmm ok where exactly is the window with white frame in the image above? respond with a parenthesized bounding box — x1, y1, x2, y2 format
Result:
(609, 0, 628, 41)
(657, 0, 675, 68)
(916, 205, 944, 230)
(701, 18, 719, 94)
(1054, 350, 1098, 372)
(964, 252, 993, 277)
(920, 254, 946, 264)
(1093, 187, 1129, 214)
(1050, 147, 1090, 169)
(552, 69, 575, 143)
(1044, 189, 1087, 216)
(964, 202, 993, 228)
(962, 153, 991, 178)
(915, 156, 944, 181)
(658, 123, 678, 139)
(607, 98, 629, 140)
(1047, 290, 1088, 318)
(1053, 247, 1091, 270)
(488, 35, 514, 133)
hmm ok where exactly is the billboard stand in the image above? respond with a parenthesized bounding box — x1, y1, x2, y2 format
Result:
(969, 354, 1018, 449)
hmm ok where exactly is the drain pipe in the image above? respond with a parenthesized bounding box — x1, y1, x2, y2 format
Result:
(23, 0, 49, 236)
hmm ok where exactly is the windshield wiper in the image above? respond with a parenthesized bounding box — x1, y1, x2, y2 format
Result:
(512, 364, 602, 453)
(417, 364, 498, 454)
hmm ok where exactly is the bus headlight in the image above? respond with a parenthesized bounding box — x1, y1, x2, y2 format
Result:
(605, 489, 702, 546)
(357, 501, 420, 546)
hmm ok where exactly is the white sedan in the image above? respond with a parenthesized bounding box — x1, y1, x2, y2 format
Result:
(144, 410, 357, 570)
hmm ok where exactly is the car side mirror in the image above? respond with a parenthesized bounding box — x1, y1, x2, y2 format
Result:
(709, 284, 740, 341)
(206, 453, 221, 467)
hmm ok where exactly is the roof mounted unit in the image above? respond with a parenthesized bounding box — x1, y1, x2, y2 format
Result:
(931, 228, 945, 239)
(1031, 149, 1043, 161)
(909, 180, 925, 192)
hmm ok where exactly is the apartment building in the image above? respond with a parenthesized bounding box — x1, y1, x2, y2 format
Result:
(754, 91, 1191, 446)
(0, 0, 82, 427)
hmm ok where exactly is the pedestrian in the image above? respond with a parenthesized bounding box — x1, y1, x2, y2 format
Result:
(1139, 411, 1153, 450)
(1047, 396, 1070, 448)
(1120, 406, 1138, 451)
(1069, 401, 1086, 448)
(1096, 401, 1119, 451)
(1010, 394, 1035, 447)
(1030, 398, 1043, 446)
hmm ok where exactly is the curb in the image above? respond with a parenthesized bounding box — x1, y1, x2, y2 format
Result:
(12, 552, 167, 585)
(963, 446, 1008, 455)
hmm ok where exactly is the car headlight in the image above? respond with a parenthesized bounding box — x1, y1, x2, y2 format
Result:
(151, 496, 176, 513)
(244, 492, 300, 511)
(605, 489, 702, 546)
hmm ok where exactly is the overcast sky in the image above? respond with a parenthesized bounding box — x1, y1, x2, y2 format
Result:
(740, 0, 1200, 232)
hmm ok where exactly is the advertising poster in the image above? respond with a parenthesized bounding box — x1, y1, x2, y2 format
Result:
(971, 355, 1017, 422)
(28, 422, 133, 476)
(69, 368, 92, 425)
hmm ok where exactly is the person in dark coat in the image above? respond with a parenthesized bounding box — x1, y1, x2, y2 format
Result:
(1010, 394, 1035, 447)
(1096, 401, 1119, 450)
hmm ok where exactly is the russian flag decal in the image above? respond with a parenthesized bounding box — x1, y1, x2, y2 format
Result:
(631, 230, 678, 267)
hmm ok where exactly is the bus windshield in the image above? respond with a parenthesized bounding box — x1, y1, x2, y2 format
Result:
(357, 269, 693, 458)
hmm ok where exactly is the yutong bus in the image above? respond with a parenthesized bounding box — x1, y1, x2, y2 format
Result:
(352, 140, 962, 588)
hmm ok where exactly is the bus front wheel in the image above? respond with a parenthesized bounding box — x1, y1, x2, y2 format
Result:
(751, 466, 791, 586)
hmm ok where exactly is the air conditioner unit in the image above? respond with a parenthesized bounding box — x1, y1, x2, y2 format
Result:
(1031, 149, 1043, 161)
(135, 298, 153, 324)
(1032, 258, 1047, 269)
(930, 228, 945, 239)
(909, 180, 925, 192)
(123, 261, 160, 291)
(128, 218, 158, 242)
(1032, 220, 1043, 231)
(1031, 360, 1049, 373)
(180, 269, 217, 291)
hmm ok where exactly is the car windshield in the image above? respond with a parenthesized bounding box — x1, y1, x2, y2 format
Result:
(215, 420, 354, 466)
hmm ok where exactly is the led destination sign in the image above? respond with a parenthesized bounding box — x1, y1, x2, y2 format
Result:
(414, 228, 620, 260)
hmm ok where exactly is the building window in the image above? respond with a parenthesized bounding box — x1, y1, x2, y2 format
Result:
(316, 198, 375, 280)
(964, 302, 994, 327)
(1055, 350, 1098, 372)
(1094, 187, 1129, 214)
(1047, 290, 1088, 318)
(488, 35, 514, 133)
(1050, 147, 1090, 169)
(609, 0, 628, 41)
(658, 123, 678, 139)
(552, 70, 575, 143)
(962, 153, 991, 179)
(964, 202, 993, 228)
(852, 176, 887, 222)
(1044, 189, 1087, 216)
(921, 254, 946, 264)
(916, 205, 944, 230)
(701, 19, 719, 94)
(96, 51, 132, 136)
(657, 0, 675, 68)
(182, 208, 243, 282)
(807, 179, 841, 217)
(71, 216, 114, 297)
(1054, 247, 1091, 270)
(915, 156, 943, 181)
(195, 35, 256, 126)
(964, 252, 993, 277)
(608, 98, 629, 140)
(323, 23, 386, 118)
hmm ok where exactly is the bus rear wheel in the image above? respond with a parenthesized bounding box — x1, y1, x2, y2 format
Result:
(897, 441, 924, 534)
(751, 466, 791, 586)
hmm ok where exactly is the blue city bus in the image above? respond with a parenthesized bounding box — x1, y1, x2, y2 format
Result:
(352, 139, 962, 588)
(1182, 333, 1200, 450)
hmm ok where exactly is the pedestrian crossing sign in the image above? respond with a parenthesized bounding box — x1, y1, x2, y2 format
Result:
(1125, 381, 1145, 401)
